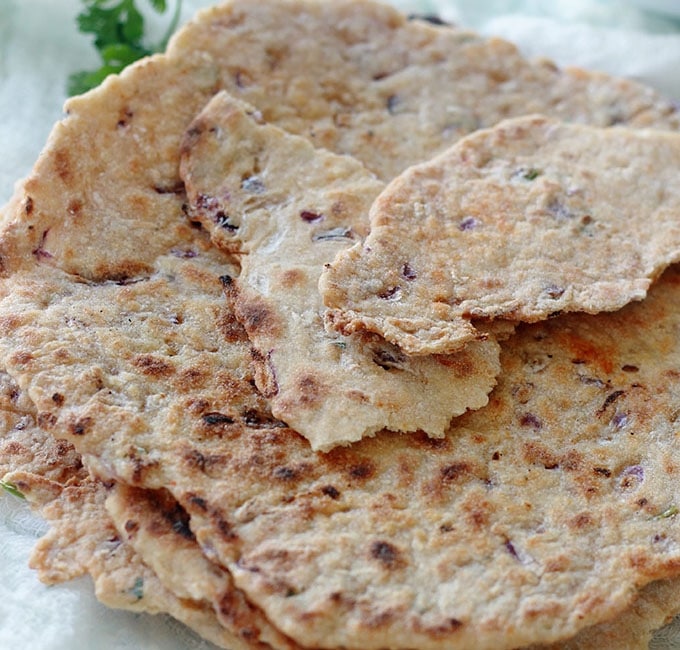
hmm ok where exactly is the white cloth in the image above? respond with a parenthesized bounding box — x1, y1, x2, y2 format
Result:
(2, 1, 680, 648)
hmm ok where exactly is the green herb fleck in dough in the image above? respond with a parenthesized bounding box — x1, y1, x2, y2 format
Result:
(0, 479, 25, 499)
(655, 505, 679, 519)
(129, 576, 144, 601)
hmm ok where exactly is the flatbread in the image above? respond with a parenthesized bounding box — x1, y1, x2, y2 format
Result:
(0, 381, 239, 649)
(6, 0, 678, 284)
(535, 579, 680, 650)
(174, 266, 680, 650)
(180, 93, 501, 449)
(0, 0, 677, 449)
(5, 371, 680, 650)
(105, 483, 299, 650)
(0, 370, 294, 650)
(3, 0, 680, 647)
(0, 221, 309, 649)
(170, 0, 680, 182)
(8, 472, 269, 650)
(320, 114, 680, 355)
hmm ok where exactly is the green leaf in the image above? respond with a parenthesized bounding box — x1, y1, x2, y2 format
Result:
(148, 0, 167, 12)
(101, 42, 148, 66)
(130, 576, 144, 600)
(69, 0, 183, 95)
(67, 71, 92, 96)
(78, 6, 120, 47)
(523, 168, 542, 181)
(121, 2, 145, 44)
(68, 65, 122, 95)
(0, 479, 25, 500)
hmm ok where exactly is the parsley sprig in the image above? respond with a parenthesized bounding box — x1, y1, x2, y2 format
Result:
(68, 0, 182, 96)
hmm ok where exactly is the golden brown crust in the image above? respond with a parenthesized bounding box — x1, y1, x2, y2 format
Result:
(0, 375, 293, 650)
(170, 0, 680, 182)
(9, 472, 280, 650)
(178, 268, 680, 650)
(106, 483, 299, 650)
(5, 373, 680, 650)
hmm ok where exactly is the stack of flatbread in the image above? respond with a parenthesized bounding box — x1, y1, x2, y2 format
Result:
(4, 0, 680, 648)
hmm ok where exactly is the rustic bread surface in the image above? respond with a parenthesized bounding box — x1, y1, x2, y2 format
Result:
(5, 0, 679, 282)
(3, 0, 680, 647)
(321, 115, 680, 354)
(182, 267, 680, 650)
(180, 93, 501, 449)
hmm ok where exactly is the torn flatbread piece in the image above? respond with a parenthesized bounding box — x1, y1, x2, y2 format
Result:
(0, 372, 296, 650)
(180, 93, 501, 450)
(9, 472, 283, 650)
(321, 115, 680, 355)
(105, 483, 300, 650)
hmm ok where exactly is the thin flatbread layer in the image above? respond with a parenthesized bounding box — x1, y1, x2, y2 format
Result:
(321, 115, 680, 355)
(0, 241, 281, 492)
(534, 579, 680, 650)
(180, 93, 501, 449)
(105, 483, 299, 650)
(0, 0, 676, 450)
(173, 266, 680, 650)
(0, 372, 294, 650)
(105, 484, 232, 610)
(0, 237, 304, 650)
(0, 224, 264, 492)
(8, 472, 273, 650)
(0, 396, 242, 650)
(4, 0, 680, 282)
(5, 376, 680, 650)
(170, 0, 680, 182)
